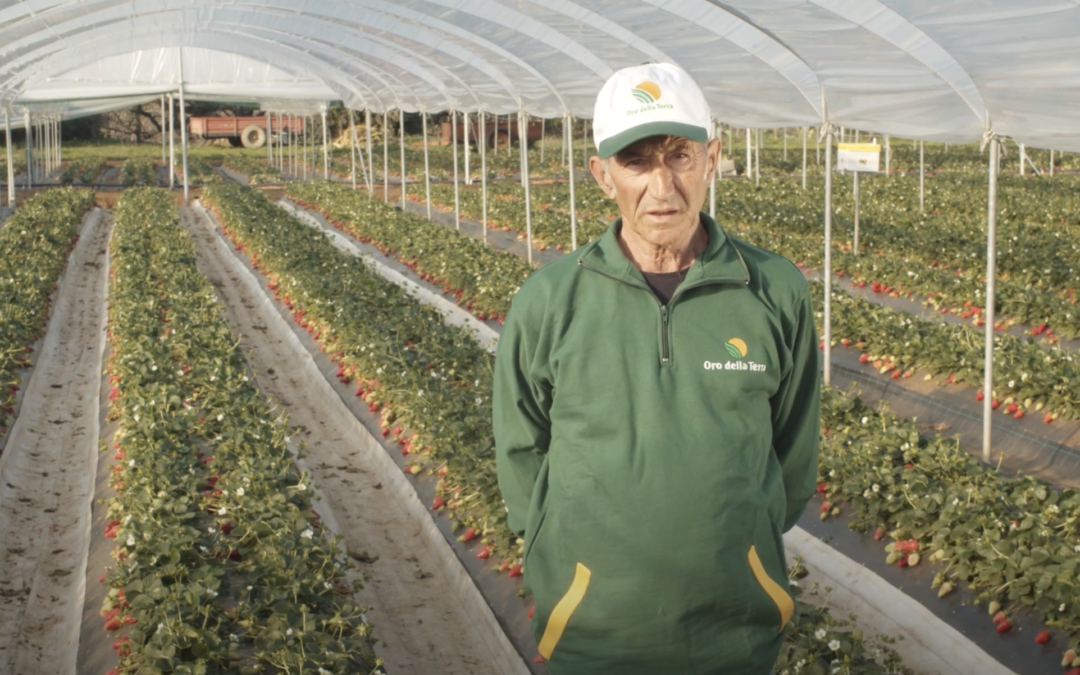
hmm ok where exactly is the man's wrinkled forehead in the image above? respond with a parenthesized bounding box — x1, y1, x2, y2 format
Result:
(614, 135, 701, 160)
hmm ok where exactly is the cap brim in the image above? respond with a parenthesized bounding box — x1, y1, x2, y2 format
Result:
(597, 121, 709, 159)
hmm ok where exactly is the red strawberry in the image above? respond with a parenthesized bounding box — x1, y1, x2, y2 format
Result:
(475, 545, 492, 560)
(976, 391, 984, 401)
(1044, 413, 1054, 424)
(819, 501, 830, 514)
(995, 620, 1011, 633)
(459, 527, 478, 542)
(858, 353, 870, 364)
(533, 654, 545, 663)
(228, 549, 242, 561)
(1013, 410, 1024, 419)
(1034, 630, 1051, 645)
(992, 399, 1000, 410)
(874, 527, 885, 541)
(816, 482, 827, 494)
(1005, 403, 1018, 414)
(104, 617, 122, 631)
(992, 611, 1007, 624)
(431, 496, 445, 510)
(508, 564, 523, 577)
(221, 522, 234, 535)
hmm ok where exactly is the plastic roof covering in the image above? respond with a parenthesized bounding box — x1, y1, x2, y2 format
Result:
(2, 1, 1080, 149)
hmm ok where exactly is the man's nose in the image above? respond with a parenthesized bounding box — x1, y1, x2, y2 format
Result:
(646, 161, 677, 199)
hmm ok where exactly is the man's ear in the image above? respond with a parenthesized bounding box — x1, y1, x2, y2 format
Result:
(588, 155, 618, 199)
(705, 138, 721, 180)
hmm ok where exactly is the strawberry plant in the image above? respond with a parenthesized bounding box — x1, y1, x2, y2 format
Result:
(287, 181, 534, 320)
(818, 387, 1080, 663)
(222, 155, 282, 185)
(102, 187, 380, 675)
(0, 187, 93, 444)
(120, 157, 158, 186)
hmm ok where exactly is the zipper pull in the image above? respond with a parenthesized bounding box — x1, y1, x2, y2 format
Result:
(661, 304, 669, 325)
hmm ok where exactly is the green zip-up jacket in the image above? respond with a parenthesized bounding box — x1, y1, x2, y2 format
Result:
(493, 213, 820, 675)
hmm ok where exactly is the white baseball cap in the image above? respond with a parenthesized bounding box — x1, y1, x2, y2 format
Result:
(592, 62, 712, 159)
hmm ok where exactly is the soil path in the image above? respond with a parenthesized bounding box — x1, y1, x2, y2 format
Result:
(180, 204, 527, 675)
(0, 208, 111, 675)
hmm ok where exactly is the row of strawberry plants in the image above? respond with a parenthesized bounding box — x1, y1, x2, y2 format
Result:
(222, 155, 282, 185)
(0, 187, 94, 442)
(819, 284, 1080, 422)
(721, 175, 1080, 339)
(818, 387, 1080, 668)
(120, 157, 157, 186)
(287, 181, 535, 321)
(101, 187, 379, 675)
(203, 183, 921, 674)
(60, 158, 105, 184)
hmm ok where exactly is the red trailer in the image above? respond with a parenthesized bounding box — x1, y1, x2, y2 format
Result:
(439, 116, 543, 149)
(187, 115, 303, 149)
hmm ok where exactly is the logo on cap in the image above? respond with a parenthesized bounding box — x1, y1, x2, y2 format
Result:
(725, 338, 748, 359)
(631, 81, 661, 104)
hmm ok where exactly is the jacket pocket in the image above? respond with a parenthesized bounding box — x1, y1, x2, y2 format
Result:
(747, 545, 794, 633)
(537, 562, 592, 659)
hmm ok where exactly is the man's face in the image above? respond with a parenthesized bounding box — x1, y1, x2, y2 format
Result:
(589, 135, 720, 247)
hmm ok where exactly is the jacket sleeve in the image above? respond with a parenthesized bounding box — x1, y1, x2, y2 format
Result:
(493, 288, 552, 538)
(772, 281, 821, 533)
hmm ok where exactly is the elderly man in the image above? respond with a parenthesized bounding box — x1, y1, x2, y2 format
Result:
(493, 62, 819, 675)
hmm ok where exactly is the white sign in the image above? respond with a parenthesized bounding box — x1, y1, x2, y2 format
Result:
(837, 143, 881, 173)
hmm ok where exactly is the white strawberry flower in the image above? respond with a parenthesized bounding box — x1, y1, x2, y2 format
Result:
(218, 507, 227, 515)
(861, 416, 869, 425)
(301, 529, 314, 539)
(208, 527, 216, 534)
(829, 639, 841, 651)
(126, 535, 135, 547)
(286, 628, 293, 636)
(236, 487, 245, 497)
(815, 628, 827, 640)
(217, 413, 224, 421)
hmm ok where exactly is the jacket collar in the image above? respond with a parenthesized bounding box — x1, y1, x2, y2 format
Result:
(577, 212, 750, 288)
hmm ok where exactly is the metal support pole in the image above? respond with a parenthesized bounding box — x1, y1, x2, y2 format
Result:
(560, 114, 566, 169)
(582, 119, 588, 165)
(422, 111, 431, 219)
(823, 126, 834, 386)
(520, 109, 533, 264)
(783, 128, 787, 162)
(1050, 149, 1055, 177)
(303, 117, 308, 181)
(452, 109, 460, 230)
(366, 109, 374, 192)
(745, 127, 751, 177)
(567, 111, 577, 251)
(178, 83, 190, 205)
(983, 132, 1000, 464)
(885, 135, 891, 174)
(1019, 143, 1025, 176)
(919, 141, 925, 213)
(350, 111, 357, 189)
(755, 128, 761, 186)
(540, 117, 545, 165)
(321, 108, 330, 180)
(266, 110, 273, 166)
(5, 108, 15, 209)
(463, 111, 470, 185)
(24, 109, 32, 188)
(169, 94, 175, 188)
(481, 111, 488, 243)
(853, 171, 860, 256)
(161, 94, 166, 165)
(801, 127, 807, 190)
(398, 109, 406, 209)
(43, 116, 51, 177)
(383, 111, 389, 202)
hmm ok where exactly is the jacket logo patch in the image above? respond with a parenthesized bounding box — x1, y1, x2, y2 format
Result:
(725, 338, 748, 358)
(706, 338, 766, 372)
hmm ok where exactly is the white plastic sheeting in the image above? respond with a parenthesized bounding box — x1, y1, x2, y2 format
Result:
(2, 1, 1080, 147)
